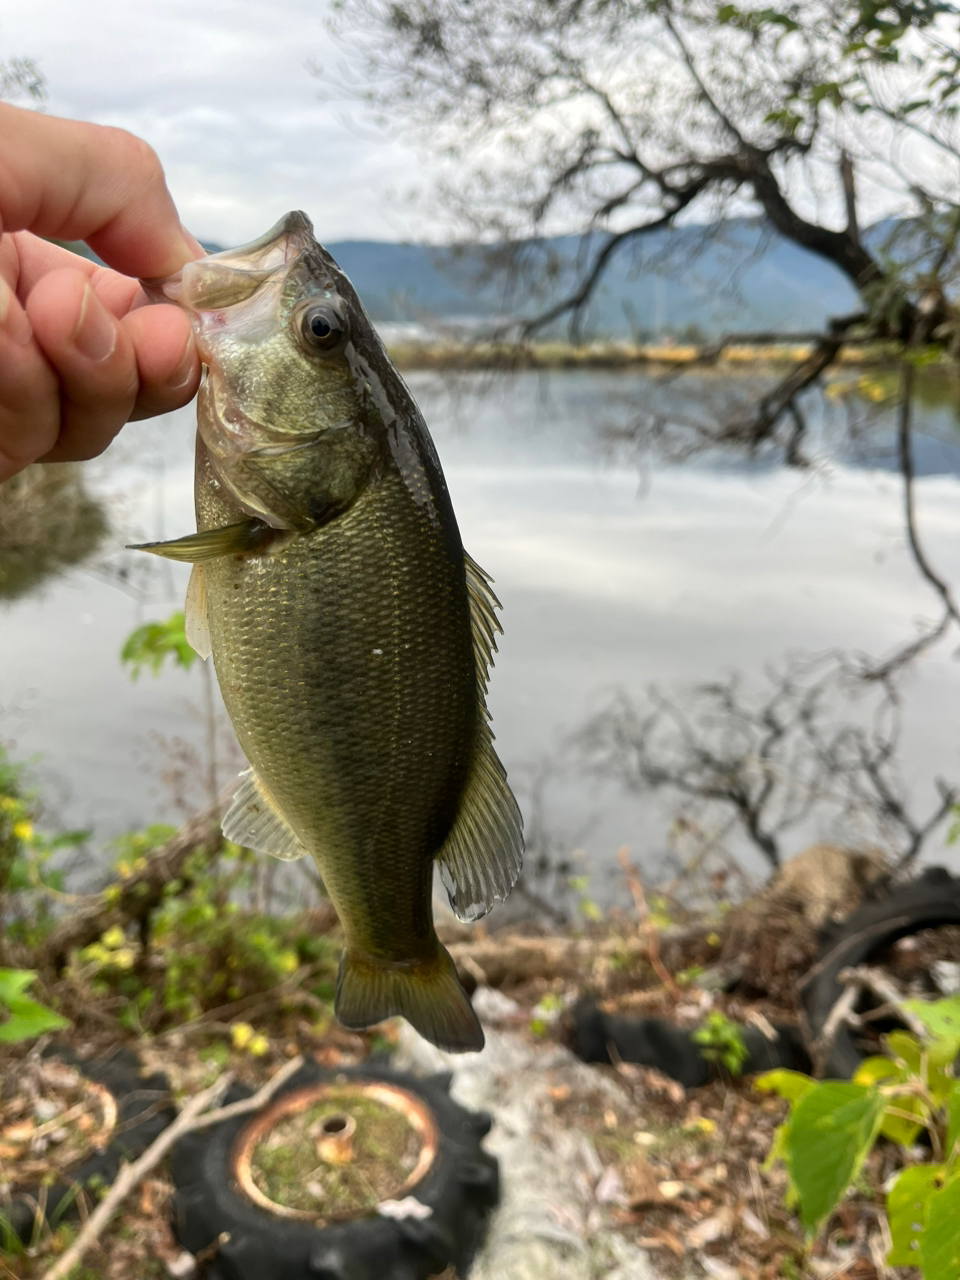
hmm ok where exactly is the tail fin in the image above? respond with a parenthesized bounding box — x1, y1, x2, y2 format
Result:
(335, 945, 484, 1054)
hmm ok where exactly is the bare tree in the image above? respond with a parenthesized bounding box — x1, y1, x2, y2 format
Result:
(330, 1, 960, 449)
(579, 652, 956, 874)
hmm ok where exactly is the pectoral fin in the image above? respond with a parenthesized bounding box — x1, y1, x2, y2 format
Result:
(222, 768, 307, 861)
(184, 564, 212, 660)
(128, 519, 272, 562)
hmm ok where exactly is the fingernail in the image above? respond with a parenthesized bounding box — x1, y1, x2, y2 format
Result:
(168, 327, 199, 391)
(0, 277, 33, 345)
(73, 284, 117, 361)
(180, 223, 207, 260)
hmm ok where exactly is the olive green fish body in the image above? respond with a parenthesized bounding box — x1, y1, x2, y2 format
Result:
(136, 213, 522, 1052)
(197, 437, 476, 961)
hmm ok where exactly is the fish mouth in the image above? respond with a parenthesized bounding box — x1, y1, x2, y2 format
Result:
(142, 211, 317, 313)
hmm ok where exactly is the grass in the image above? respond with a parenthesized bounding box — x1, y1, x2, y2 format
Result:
(249, 1092, 422, 1220)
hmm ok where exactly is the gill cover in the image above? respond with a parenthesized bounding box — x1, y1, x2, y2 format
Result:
(143, 213, 367, 533)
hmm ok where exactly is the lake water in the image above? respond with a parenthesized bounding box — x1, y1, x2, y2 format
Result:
(3, 368, 960, 900)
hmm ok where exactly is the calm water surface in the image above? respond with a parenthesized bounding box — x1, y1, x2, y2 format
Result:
(3, 370, 960, 894)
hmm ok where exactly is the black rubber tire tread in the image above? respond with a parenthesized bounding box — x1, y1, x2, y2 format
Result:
(802, 868, 960, 1079)
(170, 1060, 499, 1280)
(5, 1044, 174, 1240)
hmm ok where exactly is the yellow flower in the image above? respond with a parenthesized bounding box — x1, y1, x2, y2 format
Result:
(102, 926, 126, 949)
(686, 1116, 716, 1134)
(231, 1022, 254, 1050)
(12, 819, 33, 842)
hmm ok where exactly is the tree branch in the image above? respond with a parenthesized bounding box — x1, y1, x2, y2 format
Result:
(43, 797, 229, 972)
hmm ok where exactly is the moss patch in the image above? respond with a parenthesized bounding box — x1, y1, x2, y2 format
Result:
(249, 1092, 422, 1220)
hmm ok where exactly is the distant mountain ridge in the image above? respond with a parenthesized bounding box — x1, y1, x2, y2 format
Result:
(203, 218, 867, 340)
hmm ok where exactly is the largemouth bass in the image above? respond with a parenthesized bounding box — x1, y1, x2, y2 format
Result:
(136, 212, 522, 1052)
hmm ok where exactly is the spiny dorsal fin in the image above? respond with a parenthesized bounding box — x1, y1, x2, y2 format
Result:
(222, 768, 307, 861)
(464, 551, 502, 696)
(184, 564, 212, 661)
(436, 724, 523, 923)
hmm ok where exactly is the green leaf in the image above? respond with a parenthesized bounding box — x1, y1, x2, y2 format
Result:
(0, 969, 70, 1043)
(854, 1054, 903, 1086)
(921, 1172, 960, 1280)
(784, 1082, 886, 1234)
(903, 994, 960, 1049)
(946, 1080, 960, 1162)
(120, 612, 196, 679)
(878, 1093, 926, 1147)
(886, 1029, 926, 1072)
(763, 1120, 799, 1207)
(888, 1165, 943, 1268)
(754, 1069, 817, 1105)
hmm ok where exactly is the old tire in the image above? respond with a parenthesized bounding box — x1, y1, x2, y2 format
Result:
(802, 867, 960, 1079)
(5, 1045, 174, 1241)
(170, 1059, 499, 1280)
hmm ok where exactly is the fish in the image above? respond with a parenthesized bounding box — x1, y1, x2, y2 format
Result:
(133, 212, 522, 1053)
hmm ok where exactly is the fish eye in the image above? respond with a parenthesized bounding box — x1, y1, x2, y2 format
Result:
(299, 304, 346, 354)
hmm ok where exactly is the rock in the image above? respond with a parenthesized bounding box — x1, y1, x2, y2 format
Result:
(766, 844, 890, 929)
(393, 1025, 660, 1280)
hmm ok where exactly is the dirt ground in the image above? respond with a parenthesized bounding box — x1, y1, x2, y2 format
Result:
(0, 900, 939, 1279)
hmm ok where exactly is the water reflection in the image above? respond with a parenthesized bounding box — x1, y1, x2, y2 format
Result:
(2, 370, 960, 893)
(0, 465, 108, 602)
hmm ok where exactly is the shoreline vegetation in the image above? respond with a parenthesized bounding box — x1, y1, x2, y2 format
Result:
(385, 336, 954, 372)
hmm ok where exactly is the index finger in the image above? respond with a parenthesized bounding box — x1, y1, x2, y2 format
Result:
(0, 104, 202, 279)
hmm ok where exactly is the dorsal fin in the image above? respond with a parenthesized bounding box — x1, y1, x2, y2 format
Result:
(464, 551, 502, 697)
(222, 768, 308, 861)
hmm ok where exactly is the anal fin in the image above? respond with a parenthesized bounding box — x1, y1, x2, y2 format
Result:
(184, 564, 211, 660)
(436, 725, 523, 924)
(222, 767, 307, 861)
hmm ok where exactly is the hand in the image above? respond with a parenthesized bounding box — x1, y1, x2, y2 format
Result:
(0, 104, 204, 482)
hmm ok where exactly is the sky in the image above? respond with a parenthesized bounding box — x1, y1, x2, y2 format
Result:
(1, 0, 441, 246)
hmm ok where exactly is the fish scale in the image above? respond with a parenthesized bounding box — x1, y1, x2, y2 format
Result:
(199, 448, 477, 955)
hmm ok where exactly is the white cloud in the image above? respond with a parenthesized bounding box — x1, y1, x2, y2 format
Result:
(2, 0, 440, 244)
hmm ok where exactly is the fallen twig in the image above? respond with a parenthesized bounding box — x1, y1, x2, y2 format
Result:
(37, 1074, 232, 1280)
(838, 965, 930, 1040)
(187, 1053, 305, 1132)
(37, 1055, 304, 1280)
(811, 978, 863, 1075)
(159, 962, 331, 1039)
